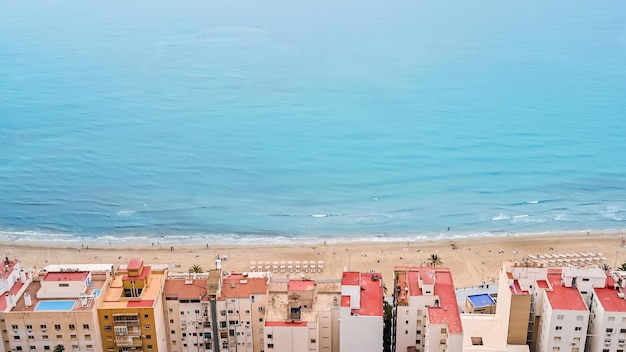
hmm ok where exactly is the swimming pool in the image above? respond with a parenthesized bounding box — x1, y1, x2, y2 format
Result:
(35, 300, 75, 311)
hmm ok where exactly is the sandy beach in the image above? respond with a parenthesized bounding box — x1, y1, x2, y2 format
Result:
(3, 231, 625, 288)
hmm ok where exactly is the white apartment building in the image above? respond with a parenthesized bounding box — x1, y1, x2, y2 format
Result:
(393, 266, 463, 352)
(339, 271, 384, 352)
(535, 271, 589, 352)
(0, 264, 111, 352)
(588, 270, 626, 352)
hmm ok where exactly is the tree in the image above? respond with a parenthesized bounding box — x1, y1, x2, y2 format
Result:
(426, 253, 443, 267)
(619, 262, 626, 271)
(53, 344, 65, 352)
(190, 264, 204, 273)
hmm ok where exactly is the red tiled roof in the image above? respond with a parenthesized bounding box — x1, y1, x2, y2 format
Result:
(342, 272, 360, 286)
(288, 280, 315, 291)
(128, 258, 143, 271)
(221, 276, 268, 298)
(353, 272, 383, 317)
(546, 274, 587, 311)
(420, 269, 435, 285)
(265, 321, 308, 327)
(123, 266, 151, 281)
(164, 279, 208, 300)
(0, 281, 24, 311)
(43, 271, 89, 282)
(537, 280, 549, 289)
(127, 300, 154, 308)
(594, 276, 626, 312)
(431, 269, 463, 334)
(408, 271, 422, 296)
(341, 295, 351, 307)
(509, 280, 530, 295)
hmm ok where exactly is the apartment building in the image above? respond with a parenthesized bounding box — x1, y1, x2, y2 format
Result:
(0, 263, 111, 352)
(588, 270, 626, 351)
(339, 271, 384, 352)
(97, 258, 167, 352)
(163, 270, 269, 352)
(392, 266, 463, 352)
(264, 278, 342, 352)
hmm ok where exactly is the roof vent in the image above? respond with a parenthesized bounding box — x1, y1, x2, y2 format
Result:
(184, 280, 193, 285)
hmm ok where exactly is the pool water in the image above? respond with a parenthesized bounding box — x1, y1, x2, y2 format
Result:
(34, 300, 76, 311)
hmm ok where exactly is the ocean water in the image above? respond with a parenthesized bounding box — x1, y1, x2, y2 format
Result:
(1, 0, 626, 245)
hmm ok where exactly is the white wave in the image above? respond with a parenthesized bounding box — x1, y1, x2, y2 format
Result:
(512, 214, 529, 219)
(116, 209, 135, 217)
(310, 214, 328, 218)
(492, 214, 510, 221)
(526, 200, 540, 204)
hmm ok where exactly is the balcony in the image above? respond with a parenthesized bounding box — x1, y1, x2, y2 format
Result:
(114, 336, 143, 347)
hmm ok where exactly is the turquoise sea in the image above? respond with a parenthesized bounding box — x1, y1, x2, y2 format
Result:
(1, 0, 626, 245)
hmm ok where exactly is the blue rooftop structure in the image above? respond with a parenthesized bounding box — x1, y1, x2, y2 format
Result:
(467, 294, 496, 308)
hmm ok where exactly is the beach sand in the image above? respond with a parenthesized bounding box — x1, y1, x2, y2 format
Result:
(3, 232, 625, 288)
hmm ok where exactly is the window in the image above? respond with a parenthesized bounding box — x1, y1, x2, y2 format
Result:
(145, 334, 152, 339)
(69, 324, 75, 330)
(44, 347, 50, 351)
(552, 348, 560, 351)
(28, 336, 34, 340)
(16, 347, 23, 351)
(144, 314, 149, 318)
(14, 336, 20, 340)
(220, 311, 226, 316)
(268, 343, 274, 348)
(228, 310, 234, 314)
(609, 317, 616, 322)
(41, 324, 47, 330)
(440, 339, 446, 345)
(11, 324, 18, 330)
(56, 335, 62, 339)
(144, 325, 151, 330)
(171, 330, 175, 334)
(195, 310, 200, 314)
(168, 308, 173, 312)
(42, 335, 48, 340)
(86, 345, 93, 350)
(258, 307, 264, 312)
(220, 322, 227, 328)
(104, 315, 109, 320)
(104, 326, 111, 331)
(557, 315, 564, 320)
(572, 349, 579, 352)
(180, 311, 185, 315)
(575, 327, 582, 331)
(70, 335, 77, 339)
(406, 331, 408, 335)
(83, 324, 90, 329)
(577, 316, 584, 321)
(54, 325, 61, 330)
(310, 339, 316, 343)
(147, 345, 153, 350)
(85, 334, 91, 340)
(59, 283, 69, 287)
(556, 326, 563, 331)
(267, 334, 273, 339)
(608, 328, 614, 333)
(554, 337, 562, 342)
(26, 325, 32, 330)
(441, 328, 447, 334)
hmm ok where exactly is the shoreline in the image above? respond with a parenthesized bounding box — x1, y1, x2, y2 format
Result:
(3, 231, 625, 288)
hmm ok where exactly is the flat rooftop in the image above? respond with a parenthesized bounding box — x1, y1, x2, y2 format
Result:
(101, 267, 166, 309)
(8, 279, 105, 312)
(546, 273, 587, 311)
(265, 280, 341, 323)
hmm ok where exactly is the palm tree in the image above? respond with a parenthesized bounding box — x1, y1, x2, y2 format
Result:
(190, 264, 204, 273)
(619, 262, 626, 271)
(426, 253, 443, 267)
(53, 344, 65, 352)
